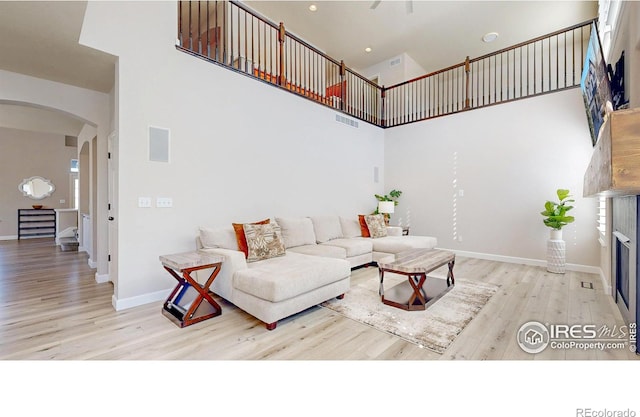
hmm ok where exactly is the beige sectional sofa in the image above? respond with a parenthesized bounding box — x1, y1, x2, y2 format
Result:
(279, 216, 437, 267)
(196, 215, 437, 330)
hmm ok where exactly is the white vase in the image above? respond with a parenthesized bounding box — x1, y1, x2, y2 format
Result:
(547, 229, 566, 274)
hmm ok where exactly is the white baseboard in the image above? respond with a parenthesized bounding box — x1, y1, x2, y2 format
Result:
(95, 272, 109, 283)
(0, 235, 18, 241)
(88, 258, 97, 269)
(441, 248, 603, 275)
(112, 288, 171, 311)
(599, 269, 612, 296)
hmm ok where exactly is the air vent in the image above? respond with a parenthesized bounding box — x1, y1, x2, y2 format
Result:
(581, 281, 594, 289)
(65, 135, 78, 147)
(390, 57, 402, 67)
(335, 114, 359, 128)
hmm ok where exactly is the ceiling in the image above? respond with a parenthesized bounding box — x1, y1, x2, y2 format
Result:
(245, 0, 598, 75)
(0, 1, 597, 93)
(0, 1, 115, 136)
(0, 1, 115, 94)
(0, 104, 85, 137)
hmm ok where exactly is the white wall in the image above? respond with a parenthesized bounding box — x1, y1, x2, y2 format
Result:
(385, 88, 600, 268)
(360, 52, 427, 87)
(80, 1, 385, 308)
(0, 127, 77, 238)
(607, 1, 640, 108)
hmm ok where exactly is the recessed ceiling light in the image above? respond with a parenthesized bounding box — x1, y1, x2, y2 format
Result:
(482, 32, 499, 43)
(365, 47, 372, 53)
(309, 4, 317, 12)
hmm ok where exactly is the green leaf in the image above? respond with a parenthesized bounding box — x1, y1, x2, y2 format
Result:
(541, 189, 575, 230)
(557, 189, 571, 201)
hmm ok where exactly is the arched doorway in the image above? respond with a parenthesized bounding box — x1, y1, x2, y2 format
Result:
(0, 95, 111, 294)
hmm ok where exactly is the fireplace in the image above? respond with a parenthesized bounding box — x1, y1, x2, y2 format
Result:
(612, 197, 638, 331)
(614, 230, 631, 314)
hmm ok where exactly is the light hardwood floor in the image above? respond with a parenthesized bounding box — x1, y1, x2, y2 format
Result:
(0, 238, 637, 360)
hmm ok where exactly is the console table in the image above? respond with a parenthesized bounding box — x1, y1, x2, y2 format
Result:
(160, 251, 224, 328)
(18, 208, 56, 240)
(378, 248, 455, 311)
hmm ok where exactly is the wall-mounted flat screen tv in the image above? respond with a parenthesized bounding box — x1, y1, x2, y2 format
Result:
(580, 21, 613, 147)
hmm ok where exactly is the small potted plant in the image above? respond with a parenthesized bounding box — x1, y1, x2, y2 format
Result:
(540, 188, 574, 273)
(540, 189, 575, 238)
(374, 189, 402, 224)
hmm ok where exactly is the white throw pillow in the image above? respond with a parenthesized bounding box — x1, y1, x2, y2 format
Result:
(199, 227, 240, 250)
(274, 217, 317, 249)
(310, 216, 343, 243)
(340, 216, 362, 239)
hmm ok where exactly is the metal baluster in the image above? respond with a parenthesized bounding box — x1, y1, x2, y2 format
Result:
(236, 6, 240, 69)
(188, 1, 192, 50)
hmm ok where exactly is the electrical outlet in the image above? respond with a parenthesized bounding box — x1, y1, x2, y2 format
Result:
(138, 197, 152, 208)
(156, 197, 173, 208)
(60, 199, 66, 204)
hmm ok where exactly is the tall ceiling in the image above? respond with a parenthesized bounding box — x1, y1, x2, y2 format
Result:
(245, 0, 598, 75)
(0, 1, 116, 135)
(0, 1, 598, 93)
(0, 1, 115, 93)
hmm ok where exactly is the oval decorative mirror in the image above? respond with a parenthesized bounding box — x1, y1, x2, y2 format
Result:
(18, 176, 55, 200)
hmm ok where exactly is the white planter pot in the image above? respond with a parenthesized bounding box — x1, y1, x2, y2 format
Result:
(549, 229, 562, 241)
(547, 229, 565, 274)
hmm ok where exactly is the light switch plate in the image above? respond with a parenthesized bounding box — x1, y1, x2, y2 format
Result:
(138, 197, 152, 208)
(156, 197, 173, 208)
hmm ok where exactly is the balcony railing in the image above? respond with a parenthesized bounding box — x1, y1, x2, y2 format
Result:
(176, 1, 595, 129)
(383, 20, 594, 127)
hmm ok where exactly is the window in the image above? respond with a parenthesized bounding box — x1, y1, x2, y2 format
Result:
(70, 159, 79, 173)
(70, 173, 79, 209)
(74, 177, 79, 210)
(597, 196, 607, 247)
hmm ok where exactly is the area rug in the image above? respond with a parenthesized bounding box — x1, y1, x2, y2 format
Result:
(320, 277, 499, 354)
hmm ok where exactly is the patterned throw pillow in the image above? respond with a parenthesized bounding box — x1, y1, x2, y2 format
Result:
(232, 218, 270, 258)
(243, 222, 286, 263)
(364, 214, 387, 239)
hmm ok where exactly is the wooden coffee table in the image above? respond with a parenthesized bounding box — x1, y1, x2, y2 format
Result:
(378, 248, 455, 311)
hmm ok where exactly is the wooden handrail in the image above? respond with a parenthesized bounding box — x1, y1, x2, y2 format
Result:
(469, 18, 597, 63)
(385, 62, 466, 90)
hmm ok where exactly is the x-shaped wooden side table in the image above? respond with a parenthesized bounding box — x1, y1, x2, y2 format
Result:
(160, 252, 225, 328)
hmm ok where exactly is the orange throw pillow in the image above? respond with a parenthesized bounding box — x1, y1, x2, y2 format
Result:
(232, 218, 270, 258)
(358, 215, 371, 238)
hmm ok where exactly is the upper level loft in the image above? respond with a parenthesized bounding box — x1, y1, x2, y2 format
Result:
(176, 0, 597, 128)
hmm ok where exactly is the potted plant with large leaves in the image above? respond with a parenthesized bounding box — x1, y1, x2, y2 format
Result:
(540, 189, 575, 273)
